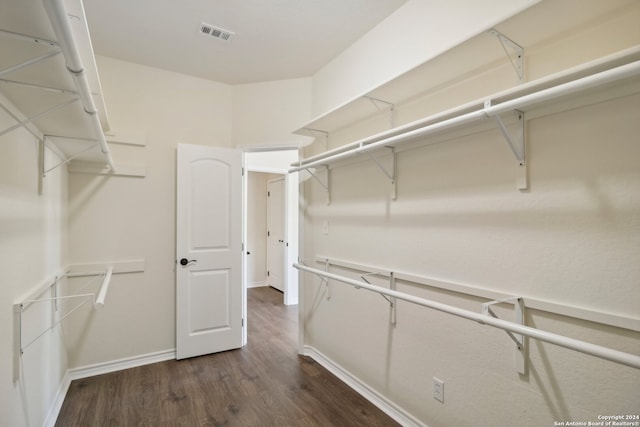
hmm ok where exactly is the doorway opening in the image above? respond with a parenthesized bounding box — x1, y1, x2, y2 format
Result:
(243, 148, 299, 346)
(246, 172, 284, 291)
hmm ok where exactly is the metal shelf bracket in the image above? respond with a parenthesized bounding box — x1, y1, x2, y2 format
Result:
(482, 296, 526, 374)
(14, 268, 112, 374)
(363, 95, 396, 128)
(486, 101, 527, 190)
(0, 50, 61, 79)
(360, 271, 397, 326)
(305, 165, 331, 205)
(43, 136, 100, 176)
(0, 30, 61, 78)
(310, 260, 398, 326)
(303, 259, 331, 300)
(364, 147, 397, 200)
(0, 97, 79, 137)
(302, 128, 330, 151)
(489, 29, 524, 83)
(0, 78, 78, 96)
(323, 261, 331, 300)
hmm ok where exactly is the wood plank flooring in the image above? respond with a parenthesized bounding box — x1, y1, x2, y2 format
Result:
(55, 287, 400, 426)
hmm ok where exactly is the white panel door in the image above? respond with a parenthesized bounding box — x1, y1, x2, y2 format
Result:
(267, 178, 285, 292)
(176, 143, 243, 359)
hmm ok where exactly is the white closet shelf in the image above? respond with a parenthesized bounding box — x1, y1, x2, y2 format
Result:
(295, 47, 640, 170)
(0, 0, 115, 172)
(295, 47, 640, 169)
(290, 48, 640, 196)
(294, 2, 639, 138)
(294, 28, 516, 137)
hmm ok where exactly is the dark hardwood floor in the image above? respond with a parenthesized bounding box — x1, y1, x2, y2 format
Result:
(55, 286, 400, 426)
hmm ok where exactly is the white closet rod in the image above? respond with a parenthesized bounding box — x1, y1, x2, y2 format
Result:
(294, 263, 640, 370)
(289, 60, 640, 173)
(15, 267, 113, 356)
(94, 266, 113, 308)
(293, 47, 640, 167)
(316, 256, 639, 331)
(42, 0, 116, 172)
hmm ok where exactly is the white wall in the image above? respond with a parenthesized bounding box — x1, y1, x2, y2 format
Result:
(0, 109, 68, 427)
(64, 56, 234, 367)
(311, 0, 540, 117)
(63, 57, 311, 367)
(301, 1, 640, 426)
(233, 78, 312, 148)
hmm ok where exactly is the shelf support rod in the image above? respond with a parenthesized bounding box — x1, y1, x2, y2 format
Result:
(44, 139, 100, 175)
(0, 100, 43, 142)
(0, 78, 78, 95)
(300, 260, 331, 299)
(0, 49, 61, 78)
(482, 297, 526, 374)
(360, 273, 391, 303)
(302, 128, 330, 151)
(390, 272, 397, 326)
(486, 101, 527, 190)
(494, 111, 525, 165)
(364, 147, 397, 200)
(306, 167, 329, 190)
(302, 128, 329, 138)
(305, 166, 331, 205)
(12, 303, 21, 381)
(489, 29, 524, 83)
(38, 139, 45, 194)
(360, 271, 397, 326)
(0, 29, 58, 47)
(363, 95, 396, 128)
(0, 97, 79, 137)
(324, 260, 331, 300)
(15, 268, 113, 358)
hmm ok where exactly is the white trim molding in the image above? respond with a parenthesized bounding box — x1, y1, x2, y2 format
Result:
(44, 349, 176, 427)
(247, 281, 268, 288)
(303, 345, 425, 427)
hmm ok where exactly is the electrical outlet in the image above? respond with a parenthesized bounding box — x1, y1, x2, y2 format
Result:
(433, 377, 444, 403)
(322, 220, 329, 235)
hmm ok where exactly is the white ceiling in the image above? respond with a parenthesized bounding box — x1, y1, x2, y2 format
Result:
(82, 0, 408, 85)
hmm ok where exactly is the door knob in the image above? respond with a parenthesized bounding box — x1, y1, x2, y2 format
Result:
(179, 258, 197, 266)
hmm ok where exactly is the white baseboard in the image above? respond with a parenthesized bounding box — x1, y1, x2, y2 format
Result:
(68, 349, 176, 380)
(43, 349, 176, 427)
(247, 281, 268, 288)
(303, 345, 425, 427)
(43, 371, 71, 427)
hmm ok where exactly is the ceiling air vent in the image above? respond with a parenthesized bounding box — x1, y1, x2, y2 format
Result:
(200, 22, 234, 42)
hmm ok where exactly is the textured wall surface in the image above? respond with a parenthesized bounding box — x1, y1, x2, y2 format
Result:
(301, 2, 640, 426)
(1, 122, 68, 427)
